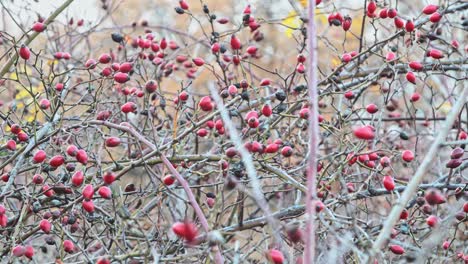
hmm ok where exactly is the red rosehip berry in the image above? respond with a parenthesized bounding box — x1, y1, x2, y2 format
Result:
(262, 104, 272, 117)
(225, 147, 237, 158)
(367, 1, 377, 14)
(19, 45, 31, 60)
(40, 98, 51, 109)
(267, 249, 284, 264)
(429, 49, 444, 59)
(33, 150, 46, 163)
(63, 240, 75, 253)
(389, 245, 405, 255)
(12, 245, 25, 257)
(406, 71, 416, 84)
(426, 215, 439, 227)
(281, 146, 293, 157)
(198, 96, 214, 112)
(55, 83, 64, 91)
(163, 175, 176, 186)
(405, 20, 415, 32)
(383, 175, 395, 191)
(82, 184, 94, 200)
(379, 9, 388, 19)
(98, 186, 112, 199)
(401, 150, 414, 162)
(172, 221, 198, 242)
(341, 53, 352, 63)
(230, 35, 241, 50)
(366, 103, 378, 114)
(299, 108, 310, 119)
(101, 67, 112, 77)
(260, 78, 271, 86)
(82, 200, 95, 213)
(98, 53, 111, 64)
(39, 219, 52, 234)
(197, 128, 208, 137)
(76, 149, 88, 164)
(423, 4, 438, 15)
(24, 245, 34, 259)
(353, 126, 375, 140)
(32, 22, 45, 32)
(71, 171, 84, 187)
(119, 62, 133, 73)
(400, 209, 409, 220)
(6, 140, 16, 151)
(49, 155, 65, 167)
(409, 61, 424, 71)
(394, 17, 404, 29)
(410, 92, 421, 102)
(265, 143, 279, 154)
(211, 42, 220, 53)
(121, 102, 137, 113)
(342, 16, 352, 31)
(66, 145, 78, 156)
(442, 241, 450, 250)
(105, 137, 121, 147)
(380, 156, 391, 167)
(315, 200, 325, 213)
(296, 63, 305, 74)
(446, 159, 462, 169)
(386, 51, 396, 62)
(192, 57, 205, 66)
(297, 54, 306, 63)
(10, 124, 21, 134)
(424, 189, 446, 205)
(179, 0, 189, 10)
(42, 184, 55, 197)
(450, 147, 464, 159)
(28, 172, 42, 184)
(246, 46, 257, 55)
(85, 58, 97, 69)
(103, 171, 116, 185)
(17, 132, 29, 142)
(387, 8, 398, 18)
(344, 91, 354, 99)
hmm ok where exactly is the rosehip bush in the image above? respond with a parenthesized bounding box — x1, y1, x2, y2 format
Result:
(0, 0, 467, 263)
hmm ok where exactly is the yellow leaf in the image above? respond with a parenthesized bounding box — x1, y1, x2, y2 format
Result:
(299, 0, 307, 7)
(15, 89, 33, 101)
(282, 9, 328, 38)
(331, 58, 341, 68)
(439, 102, 452, 115)
(9, 72, 18, 80)
(283, 11, 301, 38)
(47, 59, 59, 66)
(26, 114, 36, 123)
